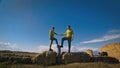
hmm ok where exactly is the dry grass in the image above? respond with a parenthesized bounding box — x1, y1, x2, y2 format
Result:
(48, 62, 120, 68)
(1, 62, 120, 68)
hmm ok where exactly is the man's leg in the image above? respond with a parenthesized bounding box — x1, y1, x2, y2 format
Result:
(49, 39, 53, 51)
(53, 37, 59, 47)
(54, 38, 58, 45)
(68, 38, 71, 53)
(61, 37, 67, 47)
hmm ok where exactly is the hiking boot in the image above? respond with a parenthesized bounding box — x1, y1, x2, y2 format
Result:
(60, 46, 63, 48)
(49, 49, 53, 51)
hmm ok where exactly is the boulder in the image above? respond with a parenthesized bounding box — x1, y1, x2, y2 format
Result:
(32, 51, 57, 65)
(62, 52, 91, 64)
(42, 51, 57, 65)
(32, 53, 43, 64)
(86, 49, 93, 57)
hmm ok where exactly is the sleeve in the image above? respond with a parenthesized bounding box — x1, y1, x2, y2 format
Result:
(62, 31, 67, 36)
(59, 30, 66, 36)
(54, 32, 58, 35)
(72, 30, 74, 40)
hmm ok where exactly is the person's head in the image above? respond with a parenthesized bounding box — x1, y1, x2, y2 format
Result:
(67, 25, 71, 29)
(52, 27, 55, 30)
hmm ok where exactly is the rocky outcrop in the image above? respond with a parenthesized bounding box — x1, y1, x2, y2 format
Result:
(32, 53, 43, 64)
(32, 51, 57, 65)
(101, 42, 120, 62)
(61, 52, 91, 64)
(86, 49, 93, 57)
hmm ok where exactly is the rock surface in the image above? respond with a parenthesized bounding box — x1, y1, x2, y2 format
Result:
(86, 49, 93, 57)
(62, 52, 91, 64)
(101, 42, 120, 62)
(32, 51, 57, 65)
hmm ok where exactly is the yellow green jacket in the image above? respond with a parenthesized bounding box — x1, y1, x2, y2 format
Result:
(65, 29, 74, 39)
(49, 29, 57, 38)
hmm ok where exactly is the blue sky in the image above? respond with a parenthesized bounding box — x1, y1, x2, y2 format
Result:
(0, 0, 120, 52)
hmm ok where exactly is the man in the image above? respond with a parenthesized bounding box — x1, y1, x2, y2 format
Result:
(60, 25, 74, 53)
(49, 27, 59, 51)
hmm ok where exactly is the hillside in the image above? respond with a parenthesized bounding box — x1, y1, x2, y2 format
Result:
(101, 42, 120, 61)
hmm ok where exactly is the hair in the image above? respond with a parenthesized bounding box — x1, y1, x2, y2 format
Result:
(68, 25, 71, 28)
(52, 27, 55, 29)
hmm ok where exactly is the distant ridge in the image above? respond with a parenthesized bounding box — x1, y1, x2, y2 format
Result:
(0, 50, 38, 54)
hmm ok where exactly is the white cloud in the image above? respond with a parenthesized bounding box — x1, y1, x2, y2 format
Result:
(108, 29, 120, 33)
(0, 42, 20, 51)
(37, 44, 99, 53)
(80, 29, 120, 44)
(80, 34, 120, 43)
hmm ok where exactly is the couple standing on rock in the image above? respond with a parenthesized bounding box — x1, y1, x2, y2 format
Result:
(49, 25, 74, 53)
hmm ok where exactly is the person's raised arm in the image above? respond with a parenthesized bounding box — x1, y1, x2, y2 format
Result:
(60, 33, 66, 36)
(72, 30, 74, 40)
(54, 32, 58, 35)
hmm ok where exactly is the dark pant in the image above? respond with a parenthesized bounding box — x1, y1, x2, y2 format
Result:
(49, 37, 58, 49)
(61, 37, 72, 53)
